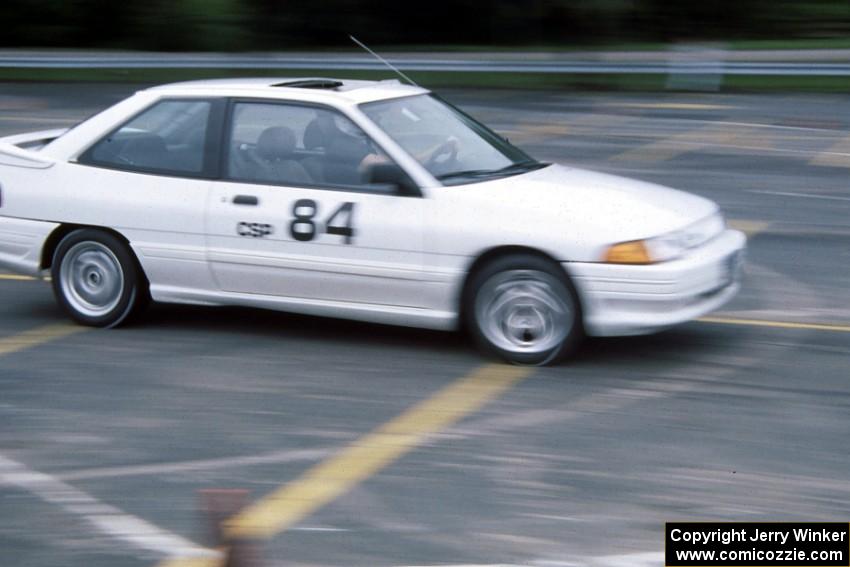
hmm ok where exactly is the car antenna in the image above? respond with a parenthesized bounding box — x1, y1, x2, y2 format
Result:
(349, 35, 420, 87)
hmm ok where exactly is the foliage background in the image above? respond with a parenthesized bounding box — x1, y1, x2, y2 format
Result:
(2, 0, 849, 51)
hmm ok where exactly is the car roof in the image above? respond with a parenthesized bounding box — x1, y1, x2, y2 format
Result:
(145, 77, 429, 105)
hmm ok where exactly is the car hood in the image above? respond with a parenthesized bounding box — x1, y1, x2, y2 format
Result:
(451, 163, 719, 241)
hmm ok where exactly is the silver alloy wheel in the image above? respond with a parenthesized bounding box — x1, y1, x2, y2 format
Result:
(474, 269, 572, 356)
(59, 241, 125, 318)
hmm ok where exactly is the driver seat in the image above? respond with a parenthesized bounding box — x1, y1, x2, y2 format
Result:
(255, 126, 312, 185)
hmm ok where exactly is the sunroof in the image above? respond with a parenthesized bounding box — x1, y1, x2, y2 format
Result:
(273, 79, 344, 89)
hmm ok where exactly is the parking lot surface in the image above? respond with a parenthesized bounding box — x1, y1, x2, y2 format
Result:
(1, 84, 849, 567)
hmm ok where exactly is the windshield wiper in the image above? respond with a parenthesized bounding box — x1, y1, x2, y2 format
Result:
(494, 160, 548, 174)
(436, 160, 548, 181)
(436, 168, 500, 181)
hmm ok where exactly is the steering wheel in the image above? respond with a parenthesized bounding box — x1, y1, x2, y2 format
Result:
(425, 136, 458, 171)
(115, 153, 136, 167)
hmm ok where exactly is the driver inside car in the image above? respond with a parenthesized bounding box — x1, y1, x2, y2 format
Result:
(357, 106, 459, 175)
(312, 112, 458, 183)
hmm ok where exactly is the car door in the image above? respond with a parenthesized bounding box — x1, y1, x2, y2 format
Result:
(206, 99, 426, 308)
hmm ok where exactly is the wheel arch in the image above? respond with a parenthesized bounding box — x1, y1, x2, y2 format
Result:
(457, 245, 583, 329)
(40, 225, 147, 286)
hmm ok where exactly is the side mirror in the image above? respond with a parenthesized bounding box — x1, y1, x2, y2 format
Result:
(368, 163, 419, 196)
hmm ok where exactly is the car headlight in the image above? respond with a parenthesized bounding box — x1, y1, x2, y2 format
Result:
(603, 212, 725, 264)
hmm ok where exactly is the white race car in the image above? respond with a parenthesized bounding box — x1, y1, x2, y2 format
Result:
(0, 78, 744, 365)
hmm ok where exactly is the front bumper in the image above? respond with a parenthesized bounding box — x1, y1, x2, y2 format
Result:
(567, 229, 746, 337)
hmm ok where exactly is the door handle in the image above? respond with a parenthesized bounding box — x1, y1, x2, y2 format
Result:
(233, 195, 259, 206)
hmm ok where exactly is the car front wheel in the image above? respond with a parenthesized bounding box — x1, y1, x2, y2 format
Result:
(466, 255, 583, 365)
(51, 229, 146, 328)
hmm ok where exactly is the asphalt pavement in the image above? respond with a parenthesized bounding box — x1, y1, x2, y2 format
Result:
(0, 83, 848, 567)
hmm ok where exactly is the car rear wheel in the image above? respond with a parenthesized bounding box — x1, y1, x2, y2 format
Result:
(466, 255, 583, 365)
(51, 229, 146, 328)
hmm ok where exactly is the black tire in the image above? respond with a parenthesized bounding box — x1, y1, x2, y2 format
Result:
(51, 229, 147, 328)
(464, 254, 584, 366)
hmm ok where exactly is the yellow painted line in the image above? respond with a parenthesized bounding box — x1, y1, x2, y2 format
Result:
(724, 128, 775, 152)
(567, 112, 637, 130)
(0, 322, 86, 357)
(0, 273, 51, 282)
(559, 113, 641, 138)
(0, 116, 76, 124)
(699, 316, 850, 333)
(502, 123, 570, 143)
(155, 364, 531, 567)
(505, 113, 637, 143)
(809, 133, 850, 168)
(227, 363, 529, 540)
(727, 219, 770, 238)
(156, 552, 223, 567)
(525, 123, 571, 138)
(610, 124, 753, 163)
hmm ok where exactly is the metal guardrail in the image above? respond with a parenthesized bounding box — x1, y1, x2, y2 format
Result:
(1, 55, 850, 76)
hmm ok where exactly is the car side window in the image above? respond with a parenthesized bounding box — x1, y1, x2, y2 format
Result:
(226, 101, 414, 195)
(80, 100, 212, 175)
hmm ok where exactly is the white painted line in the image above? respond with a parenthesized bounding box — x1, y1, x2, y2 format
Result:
(610, 117, 840, 133)
(602, 132, 834, 158)
(747, 189, 850, 202)
(713, 145, 841, 156)
(396, 554, 663, 567)
(810, 133, 850, 167)
(608, 102, 734, 110)
(0, 454, 215, 559)
(588, 552, 664, 567)
(710, 120, 836, 132)
(397, 564, 521, 567)
(56, 447, 332, 482)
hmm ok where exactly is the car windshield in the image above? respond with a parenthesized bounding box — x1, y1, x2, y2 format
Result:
(360, 94, 546, 185)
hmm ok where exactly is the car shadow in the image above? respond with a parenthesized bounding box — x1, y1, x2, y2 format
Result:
(138, 302, 469, 356)
(133, 302, 733, 366)
(576, 324, 739, 366)
(9, 281, 736, 366)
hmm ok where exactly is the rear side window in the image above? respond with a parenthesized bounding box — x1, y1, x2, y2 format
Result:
(79, 100, 212, 176)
